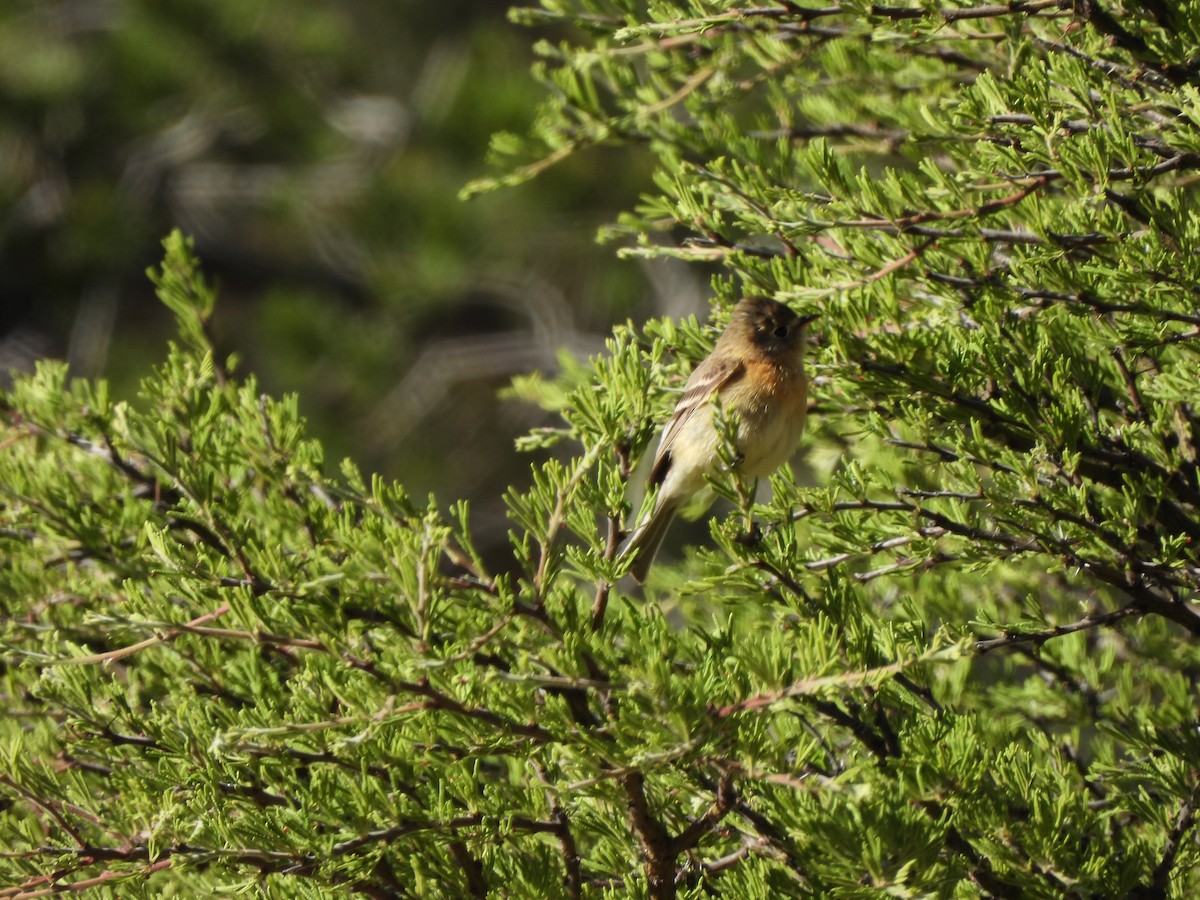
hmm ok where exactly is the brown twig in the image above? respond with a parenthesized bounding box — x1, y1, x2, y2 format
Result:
(43, 603, 231, 667)
(713, 658, 919, 720)
(622, 771, 676, 900)
(974, 604, 1142, 652)
(668, 771, 736, 856)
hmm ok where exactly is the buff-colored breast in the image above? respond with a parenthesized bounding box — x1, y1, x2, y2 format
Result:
(733, 359, 809, 477)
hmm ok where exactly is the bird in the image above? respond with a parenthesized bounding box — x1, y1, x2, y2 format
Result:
(619, 295, 819, 583)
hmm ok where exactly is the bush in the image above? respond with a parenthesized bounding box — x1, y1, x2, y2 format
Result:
(4, 2, 1200, 896)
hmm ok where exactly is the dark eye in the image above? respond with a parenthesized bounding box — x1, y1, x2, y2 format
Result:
(773, 325, 788, 338)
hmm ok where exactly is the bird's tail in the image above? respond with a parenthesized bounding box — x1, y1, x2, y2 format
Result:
(619, 501, 679, 584)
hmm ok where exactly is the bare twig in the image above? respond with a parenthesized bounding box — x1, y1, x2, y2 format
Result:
(43, 603, 231, 667)
(974, 604, 1142, 652)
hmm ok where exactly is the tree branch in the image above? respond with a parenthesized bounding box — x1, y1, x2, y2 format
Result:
(1133, 783, 1200, 898)
(975, 604, 1142, 652)
(1072, 0, 1200, 86)
(622, 771, 676, 900)
(668, 771, 736, 856)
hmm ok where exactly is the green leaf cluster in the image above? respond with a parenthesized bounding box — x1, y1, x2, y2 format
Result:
(7, 0, 1200, 896)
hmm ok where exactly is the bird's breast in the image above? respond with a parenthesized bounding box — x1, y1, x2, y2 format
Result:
(734, 361, 809, 477)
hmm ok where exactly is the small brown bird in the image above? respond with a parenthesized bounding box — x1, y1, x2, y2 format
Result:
(620, 296, 819, 583)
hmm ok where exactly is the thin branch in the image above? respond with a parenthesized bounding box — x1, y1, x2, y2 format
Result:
(1134, 783, 1200, 898)
(929, 270, 1200, 328)
(0, 773, 88, 849)
(714, 657, 923, 719)
(1072, 0, 1200, 86)
(974, 604, 1142, 652)
(553, 804, 584, 900)
(42, 603, 231, 667)
(401, 680, 557, 744)
(749, 558, 815, 607)
(622, 771, 676, 900)
(535, 442, 604, 604)
(1030, 34, 1168, 94)
(1012, 151, 1200, 185)
(668, 772, 736, 856)
(807, 697, 894, 762)
(724, 800, 811, 884)
(839, 176, 1050, 230)
(695, 843, 752, 878)
(593, 434, 629, 631)
(5, 858, 174, 898)
(327, 815, 564, 857)
(632, 0, 1068, 33)
(823, 236, 938, 291)
(854, 549, 959, 583)
(753, 122, 909, 146)
(875, 0, 1068, 22)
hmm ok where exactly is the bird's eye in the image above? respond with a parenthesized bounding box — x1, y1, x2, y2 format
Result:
(773, 325, 788, 338)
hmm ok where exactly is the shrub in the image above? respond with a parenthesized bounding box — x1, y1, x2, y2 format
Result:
(5, 2, 1200, 896)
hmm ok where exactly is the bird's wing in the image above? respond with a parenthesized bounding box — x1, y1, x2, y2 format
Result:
(647, 355, 745, 489)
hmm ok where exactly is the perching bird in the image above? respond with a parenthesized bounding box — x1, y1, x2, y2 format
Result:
(620, 296, 819, 583)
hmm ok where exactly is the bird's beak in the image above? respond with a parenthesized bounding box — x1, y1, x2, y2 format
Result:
(797, 313, 821, 327)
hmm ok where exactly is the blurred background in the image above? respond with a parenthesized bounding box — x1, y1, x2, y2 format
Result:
(0, 0, 705, 546)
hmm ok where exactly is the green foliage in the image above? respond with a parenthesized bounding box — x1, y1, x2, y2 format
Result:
(7, 1, 1200, 897)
